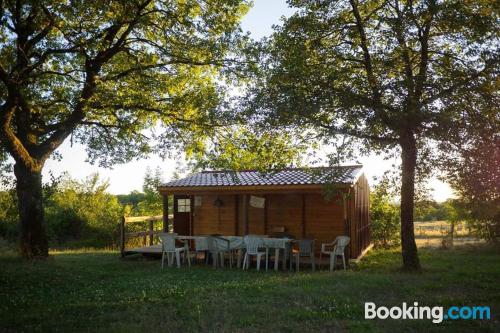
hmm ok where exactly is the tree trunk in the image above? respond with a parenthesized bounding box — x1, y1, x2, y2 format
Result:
(14, 162, 48, 259)
(400, 130, 421, 270)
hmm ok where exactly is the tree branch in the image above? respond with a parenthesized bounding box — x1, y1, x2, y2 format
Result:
(0, 100, 41, 171)
(349, 0, 393, 127)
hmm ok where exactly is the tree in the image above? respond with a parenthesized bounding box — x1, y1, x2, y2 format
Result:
(0, 0, 250, 258)
(135, 167, 163, 215)
(442, 125, 499, 242)
(249, 0, 498, 269)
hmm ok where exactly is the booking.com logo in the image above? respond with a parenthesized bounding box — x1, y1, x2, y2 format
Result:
(365, 302, 491, 324)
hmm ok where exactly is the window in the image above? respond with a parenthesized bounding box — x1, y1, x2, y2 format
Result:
(177, 198, 191, 212)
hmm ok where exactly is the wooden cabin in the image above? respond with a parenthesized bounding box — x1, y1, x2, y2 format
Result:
(158, 165, 371, 258)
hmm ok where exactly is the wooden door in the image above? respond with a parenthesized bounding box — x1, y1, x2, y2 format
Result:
(173, 195, 191, 235)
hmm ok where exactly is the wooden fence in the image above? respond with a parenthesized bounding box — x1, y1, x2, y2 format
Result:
(120, 215, 165, 257)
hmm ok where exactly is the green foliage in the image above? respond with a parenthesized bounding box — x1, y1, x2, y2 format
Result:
(189, 128, 307, 171)
(370, 183, 400, 249)
(441, 126, 499, 242)
(117, 191, 146, 210)
(0, 0, 253, 168)
(134, 167, 164, 216)
(0, 169, 173, 247)
(0, 190, 17, 239)
(44, 173, 123, 246)
(415, 200, 455, 222)
(0, 150, 12, 188)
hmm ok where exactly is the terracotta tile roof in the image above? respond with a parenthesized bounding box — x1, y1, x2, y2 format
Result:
(161, 165, 363, 188)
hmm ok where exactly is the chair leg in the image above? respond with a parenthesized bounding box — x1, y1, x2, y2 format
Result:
(176, 252, 181, 268)
(330, 255, 334, 272)
(296, 255, 300, 272)
(319, 252, 322, 270)
(282, 249, 287, 270)
(161, 252, 165, 269)
(265, 248, 269, 271)
(187, 251, 191, 267)
(342, 254, 346, 270)
(311, 254, 315, 272)
(212, 252, 217, 269)
(237, 249, 242, 268)
(184, 248, 191, 265)
(257, 254, 261, 271)
(220, 252, 225, 268)
(242, 253, 247, 270)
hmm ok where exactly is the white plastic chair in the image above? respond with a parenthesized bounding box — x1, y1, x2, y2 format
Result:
(320, 236, 350, 271)
(290, 239, 315, 272)
(242, 235, 267, 271)
(194, 237, 209, 263)
(159, 233, 191, 269)
(207, 236, 233, 268)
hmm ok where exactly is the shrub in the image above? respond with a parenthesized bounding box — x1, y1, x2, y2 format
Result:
(45, 173, 123, 247)
(370, 187, 400, 249)
(0, 190, 18, 240)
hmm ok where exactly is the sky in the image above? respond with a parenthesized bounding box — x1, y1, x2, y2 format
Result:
(37, 0, 453, 200)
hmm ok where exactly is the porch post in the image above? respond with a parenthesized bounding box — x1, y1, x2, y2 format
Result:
(120, 215, 126, 257)
(243, 194, 249, 235)
(234, 195, 239, 235)
(342, 192, 348, 235)
(301, 194, 306, 238)
(264, 194, 268, 235)
(162, 194, 169, 233)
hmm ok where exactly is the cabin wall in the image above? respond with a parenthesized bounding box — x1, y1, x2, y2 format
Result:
(305, 193, 345, 253)
(349, 174, 371, 258)
(171, 184, 371, 258)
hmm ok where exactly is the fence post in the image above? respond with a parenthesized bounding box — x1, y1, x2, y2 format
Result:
(149, 219, 154, 246)
(120, 216, 126, 257)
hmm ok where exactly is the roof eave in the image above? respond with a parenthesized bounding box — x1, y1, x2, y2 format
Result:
(158, 183, 352, 195)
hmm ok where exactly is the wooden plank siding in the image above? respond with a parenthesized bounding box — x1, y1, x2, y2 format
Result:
(248, 199, 265, 235)
(304, 193, 346, 253)
(266, 194, 303, 239)
(191, 195, 236, 235)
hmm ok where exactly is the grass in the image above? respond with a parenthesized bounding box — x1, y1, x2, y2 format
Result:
(1, 245, 499, 333)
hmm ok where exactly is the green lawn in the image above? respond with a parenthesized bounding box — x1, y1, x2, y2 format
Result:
(1, 246, 499, 333)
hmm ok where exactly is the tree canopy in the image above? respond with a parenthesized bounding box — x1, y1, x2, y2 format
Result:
(0, 0, 252, 258)
(0, 0, 252, 170)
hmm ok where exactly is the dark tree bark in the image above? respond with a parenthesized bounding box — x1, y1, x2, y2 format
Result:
(14, 162, 48, 259)
(400, 130, 421, 270)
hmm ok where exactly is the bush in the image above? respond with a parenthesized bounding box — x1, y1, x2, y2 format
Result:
(0, 190, 18, 240)
(45, 174, 123, 247)
(370, 186, 400, 249)
(461, 200, 500, 243)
